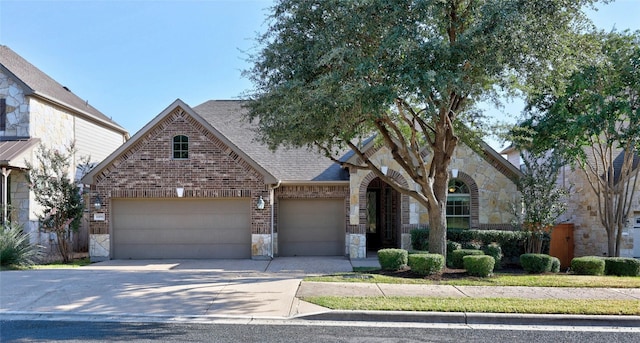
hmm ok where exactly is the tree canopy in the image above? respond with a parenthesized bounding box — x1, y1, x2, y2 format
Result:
(514, 30, 640, 256)
(245, 0, 603, 256)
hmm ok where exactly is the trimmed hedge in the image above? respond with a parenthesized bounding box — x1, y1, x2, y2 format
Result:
(550, 256, 561, 273)
(463, 255, 495, 277)
(571, 256, 606, 276)
(410, 228, 550, 266)
(408, 253, 445, 276)
(377, 249, 408, 271)
(449, 249, 484, 269)
(482, 242, 503, 269)
(520, 253, 554, 274)
(604, 257, 640, 276)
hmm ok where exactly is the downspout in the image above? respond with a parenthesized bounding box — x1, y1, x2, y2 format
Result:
(269, 180, 281, 259)
(1, 167, 10, 225)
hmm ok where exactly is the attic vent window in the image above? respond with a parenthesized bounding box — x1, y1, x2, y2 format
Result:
(173, 135, 189, 159)
(0, 98, 6, 131)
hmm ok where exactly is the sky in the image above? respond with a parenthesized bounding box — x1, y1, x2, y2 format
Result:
(1, 0, 639, 150)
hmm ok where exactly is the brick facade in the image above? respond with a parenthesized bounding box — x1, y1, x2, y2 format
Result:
(89, 106, 271, 238)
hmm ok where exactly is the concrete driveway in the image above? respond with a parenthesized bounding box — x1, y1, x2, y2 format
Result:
(0, 257, 352, 320)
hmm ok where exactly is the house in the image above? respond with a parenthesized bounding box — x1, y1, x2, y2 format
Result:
(0, 46, 129, 250)
(501, 148, 639, 258)
(82, 99, 521, 261)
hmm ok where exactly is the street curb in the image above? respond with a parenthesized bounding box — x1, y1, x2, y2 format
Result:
(296, 310, 640, 327)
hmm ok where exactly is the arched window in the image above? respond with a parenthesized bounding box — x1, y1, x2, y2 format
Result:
(447, 179, 470, 229)
(173, 135, 189, 159)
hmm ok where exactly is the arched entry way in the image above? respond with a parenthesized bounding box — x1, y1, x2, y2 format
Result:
(365, 177, 401, 252)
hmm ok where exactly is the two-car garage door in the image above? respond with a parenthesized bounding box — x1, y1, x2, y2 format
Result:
(112, 198, 251, 259)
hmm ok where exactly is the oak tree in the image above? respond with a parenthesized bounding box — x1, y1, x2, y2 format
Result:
(245, 0, 602, 257)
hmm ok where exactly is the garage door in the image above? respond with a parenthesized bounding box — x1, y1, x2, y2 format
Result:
(278, 199, 345, 256)
(112, 198, 251, 259)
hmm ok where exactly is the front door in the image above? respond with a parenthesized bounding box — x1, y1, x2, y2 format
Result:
(366, 178, 399, 252)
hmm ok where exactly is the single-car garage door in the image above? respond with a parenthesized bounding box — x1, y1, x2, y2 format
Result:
(278, 199, 345, 256)
(112, 198, 251, 259)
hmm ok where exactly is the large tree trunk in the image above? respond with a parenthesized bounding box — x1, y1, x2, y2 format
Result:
(427, 201, 447, 259)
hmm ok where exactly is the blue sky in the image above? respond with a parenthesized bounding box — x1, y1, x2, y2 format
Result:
(1, 0, 639, 149)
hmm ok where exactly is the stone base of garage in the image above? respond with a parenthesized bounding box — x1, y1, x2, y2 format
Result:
(348, 233, 413, 260)
(90, 234, 110, 262)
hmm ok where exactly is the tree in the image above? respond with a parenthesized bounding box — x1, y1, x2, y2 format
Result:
(244, 0, 601, 257)
(513, 151, 569, 254)
(26, 144, 84, 263)
(515, 30, 640, 257)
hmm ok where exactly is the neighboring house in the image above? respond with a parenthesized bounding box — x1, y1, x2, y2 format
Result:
(82, 99, 521, 261)
(0, 46, 129, 249)
(501, 148, 639, 258)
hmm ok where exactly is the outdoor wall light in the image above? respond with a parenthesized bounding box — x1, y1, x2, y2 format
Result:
(381, 166, 388, 175)
(257, 195, 265, 210)
(451, 169, 459, 178)
(176, 187, 185, 198)
(93, 194, 103, 210)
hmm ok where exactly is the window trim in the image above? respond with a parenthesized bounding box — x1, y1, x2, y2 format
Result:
(172, 135, 189, 160)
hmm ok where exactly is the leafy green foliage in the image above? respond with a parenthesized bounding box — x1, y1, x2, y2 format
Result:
(512, 151, 569, 254)
(0, 223, 42, 267)
(377, 248, 408, 271)
(571, 256, 606, 276)
(246, 0, 602, 257)
(550, 257, 561, 273)
(25, 144, 85, 263)
(515, 31, 640, 257)
(463, 255, 495, 277)
(482, 242, 503, 269)
(603, 257, 640, 277)
(449, 249, 484, 269)
(520, 253, 554, 274)
(408, 253, 445, 276)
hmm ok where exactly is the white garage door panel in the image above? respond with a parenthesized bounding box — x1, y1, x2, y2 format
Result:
(279, 199, 345, 256)
(112, 198, 250, 259)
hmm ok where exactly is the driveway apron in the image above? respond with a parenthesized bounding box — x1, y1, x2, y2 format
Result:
(0, 257, 352, 319)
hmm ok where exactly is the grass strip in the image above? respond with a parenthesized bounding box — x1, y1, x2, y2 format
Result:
(305, 273, 640, 288)
(303, 296, 640, 315)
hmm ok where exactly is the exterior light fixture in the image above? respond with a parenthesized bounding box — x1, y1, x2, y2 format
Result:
(93, 194, 103, 209)
(176, 187, 185, 198)
(257, 195, 265, 210)
(381, 166, 388, 175)
(451, 169, 459, 178)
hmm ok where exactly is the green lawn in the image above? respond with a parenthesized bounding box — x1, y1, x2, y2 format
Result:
(2, 257, 91, 270)
(303, 296, 640, 315)
(305, 272, 640, 288)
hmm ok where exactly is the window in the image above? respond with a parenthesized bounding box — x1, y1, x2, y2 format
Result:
(173, 135, 188, 159)
(1, 98, 6, 131)
(446, 179, 470, 229)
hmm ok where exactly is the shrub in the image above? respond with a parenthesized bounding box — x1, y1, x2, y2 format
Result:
(603, 257, 640, 276)
(463, 255, 495, 277)
(408, 253, 445, 276)
(462, 240, 482, 250)
(377, 249, 408, 271)
(571, 256, 606, 276)
(447, 240, 461, 254)
(482, 242, 503, 269)
(448, 249, 484, 269)
(550, 256, 561, 273)
(520, 253, 553, 274)
(0, 223, 42, 267)
(410, 228, 551, 266)
(410, 228, 429, 251)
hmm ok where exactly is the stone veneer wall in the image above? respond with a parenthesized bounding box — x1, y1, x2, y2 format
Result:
(0, 70, 30, 137)
(89, 107, 271, 258)
(557, 165, 635, 257)
(348, 144, 519, 257)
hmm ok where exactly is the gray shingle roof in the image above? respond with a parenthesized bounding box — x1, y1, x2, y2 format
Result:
(193, 100, 348, 182)
(0, 45, 126, 133)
